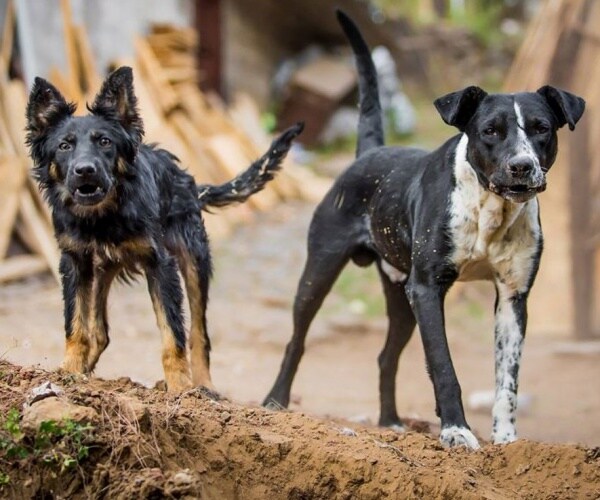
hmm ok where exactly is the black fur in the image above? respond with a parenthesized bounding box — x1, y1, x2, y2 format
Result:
(26, 66, 303, 391)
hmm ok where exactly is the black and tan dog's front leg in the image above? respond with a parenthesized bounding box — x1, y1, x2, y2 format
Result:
(60, 252, 94, 374)
(86, 262, 121, 372)
(146, 253, 193, 392)
(405, 274, 480, 450)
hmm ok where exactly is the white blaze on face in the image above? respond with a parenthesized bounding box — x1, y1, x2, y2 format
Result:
(513, 101, 544, 184)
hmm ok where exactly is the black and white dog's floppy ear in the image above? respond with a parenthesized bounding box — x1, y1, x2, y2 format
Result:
(536, 85, 585, 131)
(434, 86, 488, 131)
(90, 66, 144, 144)
(26, 78, 76, 143)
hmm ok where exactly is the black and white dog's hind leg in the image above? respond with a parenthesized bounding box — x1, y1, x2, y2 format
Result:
(376, 260, 416, 430)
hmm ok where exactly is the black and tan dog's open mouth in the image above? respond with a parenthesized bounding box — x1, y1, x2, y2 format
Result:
(73, 184, 106, 204)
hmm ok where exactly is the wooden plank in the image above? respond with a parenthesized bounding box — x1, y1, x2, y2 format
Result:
(60, 0, 82, 104)
(73, 24, 101, 97)
(3, 79, 29, 157)
(18, 190, 60, 283)
(568, 113, 595, 339)
(134, 36, 180, 115)
(0, 255, 48, 284)
(0, 0, 15, 77)
(0, 157, 26, 258)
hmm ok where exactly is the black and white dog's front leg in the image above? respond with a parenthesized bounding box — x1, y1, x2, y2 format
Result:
(406, 275, 480, 450)
(492, 282, 527, 444)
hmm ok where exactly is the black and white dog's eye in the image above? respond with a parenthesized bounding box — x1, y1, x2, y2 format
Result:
(58, 142, 71, 151)
(483, 127, 497, 136)
(99, 137, 112, 147)
(534, 124, 549, 134)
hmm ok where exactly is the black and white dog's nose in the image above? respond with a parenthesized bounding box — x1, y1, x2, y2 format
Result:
(74, 163, 97, 176)
(507, 158, 534, 177)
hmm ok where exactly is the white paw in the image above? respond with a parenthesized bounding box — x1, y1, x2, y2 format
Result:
(388, 423, 406, 433)
(492, 418, 517, 444)
(440, 426, 480, 450)
(492, 429, 517, 445)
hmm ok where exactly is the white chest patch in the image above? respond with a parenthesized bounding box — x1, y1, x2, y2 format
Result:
(448, 135, 541, 292)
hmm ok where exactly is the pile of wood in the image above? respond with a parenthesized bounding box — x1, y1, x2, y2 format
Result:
(503, 0, 599, 338)
(0, 0, 329, 284)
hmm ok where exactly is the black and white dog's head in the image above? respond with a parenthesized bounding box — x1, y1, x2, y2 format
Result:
(26, 67, 144, 217)
(434, 86, 585, 202)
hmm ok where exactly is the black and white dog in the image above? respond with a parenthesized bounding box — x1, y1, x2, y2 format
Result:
(264, 11, 585, 448)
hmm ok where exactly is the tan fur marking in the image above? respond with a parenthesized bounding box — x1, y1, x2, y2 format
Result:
(117, 157, 128, 175)
(149, 289, 192, 392)
(86, 264, 120, 370)
(62, 294, 90, 373)
(179, 252, 213, 389)
(49, 162, 61, 181)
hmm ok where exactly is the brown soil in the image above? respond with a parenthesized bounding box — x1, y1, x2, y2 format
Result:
(1, 201, 600, 499)
(1, 360, 599, 500)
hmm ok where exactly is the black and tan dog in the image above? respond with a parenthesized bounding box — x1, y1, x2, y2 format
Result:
(26, 66, 303, 392)
(264, 12, 584, 448)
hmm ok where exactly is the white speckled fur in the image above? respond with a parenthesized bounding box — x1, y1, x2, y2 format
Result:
(448, 134, 540, 288)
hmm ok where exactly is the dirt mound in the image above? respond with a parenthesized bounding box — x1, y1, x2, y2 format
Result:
(0, 360, 598, 499)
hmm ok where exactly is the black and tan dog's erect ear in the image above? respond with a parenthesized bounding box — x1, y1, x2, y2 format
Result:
(90, 66, 144, 144)
(434, 86, 488, 132)
(537, 86, 585, 131)
(25, 78, 76, 143)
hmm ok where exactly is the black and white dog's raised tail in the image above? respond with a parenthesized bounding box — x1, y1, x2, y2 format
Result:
(264, 11, 585, 449)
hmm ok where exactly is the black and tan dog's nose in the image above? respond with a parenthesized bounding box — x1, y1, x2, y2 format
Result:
(74, 163, 97, 176)
(507, 158, 534, 177)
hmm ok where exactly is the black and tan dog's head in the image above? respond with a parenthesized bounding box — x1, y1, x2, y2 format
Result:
(434, 85, 585, 203)
(26, 67, 144, 217)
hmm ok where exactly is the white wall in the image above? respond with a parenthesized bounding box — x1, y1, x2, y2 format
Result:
(15, 0, 193, 86)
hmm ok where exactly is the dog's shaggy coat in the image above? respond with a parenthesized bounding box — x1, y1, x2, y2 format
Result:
(26, 66, 302, 391)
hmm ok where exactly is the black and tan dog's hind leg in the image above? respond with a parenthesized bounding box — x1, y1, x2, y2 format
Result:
(146, 251, 193, 393)
(171, 219, 214, 390)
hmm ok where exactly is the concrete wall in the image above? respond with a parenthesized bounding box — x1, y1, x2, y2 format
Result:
(14, 0, 193, 86)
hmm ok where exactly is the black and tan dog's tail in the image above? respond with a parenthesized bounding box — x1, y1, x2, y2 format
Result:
(197, 122, 303, 209)
(336, 10, 384, 158)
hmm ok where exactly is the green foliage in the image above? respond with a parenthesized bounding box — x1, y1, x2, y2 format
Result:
(0, 408, 94, 473)
(329, 265, 385, 319)
(1, 409, 28, 459)
(0, 471, 9, 487)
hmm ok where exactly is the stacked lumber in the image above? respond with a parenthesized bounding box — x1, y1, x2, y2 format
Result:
(0, 0, 330, 284)
(503, 0, 600, 338)
(0, 1, 60, 284)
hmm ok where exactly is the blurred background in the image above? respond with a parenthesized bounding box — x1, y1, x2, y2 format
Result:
(0, 0, 598, 446)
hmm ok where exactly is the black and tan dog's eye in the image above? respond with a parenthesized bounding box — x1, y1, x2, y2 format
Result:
(99, 137, 112, 147)
(58, 141, 71, 151)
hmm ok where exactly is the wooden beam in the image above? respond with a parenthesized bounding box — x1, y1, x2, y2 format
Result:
(0, 0, 15, 77)
(18, 190, 60, 283)
(0, 157, 26, 258)
(0, 255, 49, 284)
